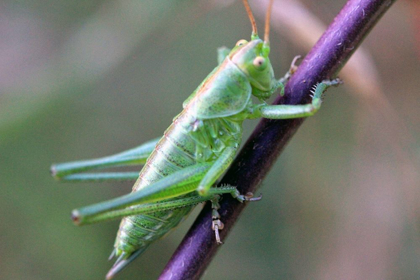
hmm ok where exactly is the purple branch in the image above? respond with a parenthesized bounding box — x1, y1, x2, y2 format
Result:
(159, 0, 397, 279)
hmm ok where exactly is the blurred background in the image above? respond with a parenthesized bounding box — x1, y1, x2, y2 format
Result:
(1, 0, 419, 279)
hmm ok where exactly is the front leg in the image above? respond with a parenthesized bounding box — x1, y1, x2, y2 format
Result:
(278, 55, 301, 86)
(250, 79, 342, 120)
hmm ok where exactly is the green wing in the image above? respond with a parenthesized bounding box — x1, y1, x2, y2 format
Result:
(182, 67, 218, 109)
(185, 61, 251, 119)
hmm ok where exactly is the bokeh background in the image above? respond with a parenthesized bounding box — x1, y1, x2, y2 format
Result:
(1, 0, 419, 279)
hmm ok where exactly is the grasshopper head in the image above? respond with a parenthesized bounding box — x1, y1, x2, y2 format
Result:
(233, 0, 277, 100)
(230, 39, 276, 99)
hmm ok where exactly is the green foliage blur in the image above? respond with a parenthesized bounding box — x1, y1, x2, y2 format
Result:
(1, 0, 419, 279)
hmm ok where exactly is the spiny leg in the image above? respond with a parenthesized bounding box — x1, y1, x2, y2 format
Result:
(58, 172, 140, 182)
(72, 163, 212, 225)
(205, 185, 262, 203)
(72, 143, 263, 226)
(253, 79, 342, 120)
(73, 182, 260, 226)
(51, 137, 160, 181)
(78, 193, 215, 225)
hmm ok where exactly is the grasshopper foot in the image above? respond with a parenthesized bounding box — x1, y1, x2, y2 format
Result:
(278, 55, 302, 86)
(210, 190, 261, 244)
(210, 196, 224, 244)
(234, 191, 263, 203)
(212, 219, 224, 245)
(289, 55, 301, 75)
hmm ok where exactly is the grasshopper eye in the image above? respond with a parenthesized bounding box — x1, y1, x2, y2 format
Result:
(253, 56, 267, 70)
(236, 39, 248, 47)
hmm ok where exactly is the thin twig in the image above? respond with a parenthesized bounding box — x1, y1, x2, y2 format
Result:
(159, 0, 397, 279)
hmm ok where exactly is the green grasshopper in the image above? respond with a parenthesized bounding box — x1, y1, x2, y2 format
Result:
(51, 0, 340, 278)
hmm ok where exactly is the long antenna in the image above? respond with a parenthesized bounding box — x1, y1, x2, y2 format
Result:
(242, 0, 258, 39)
(264, 0, 274, 44)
